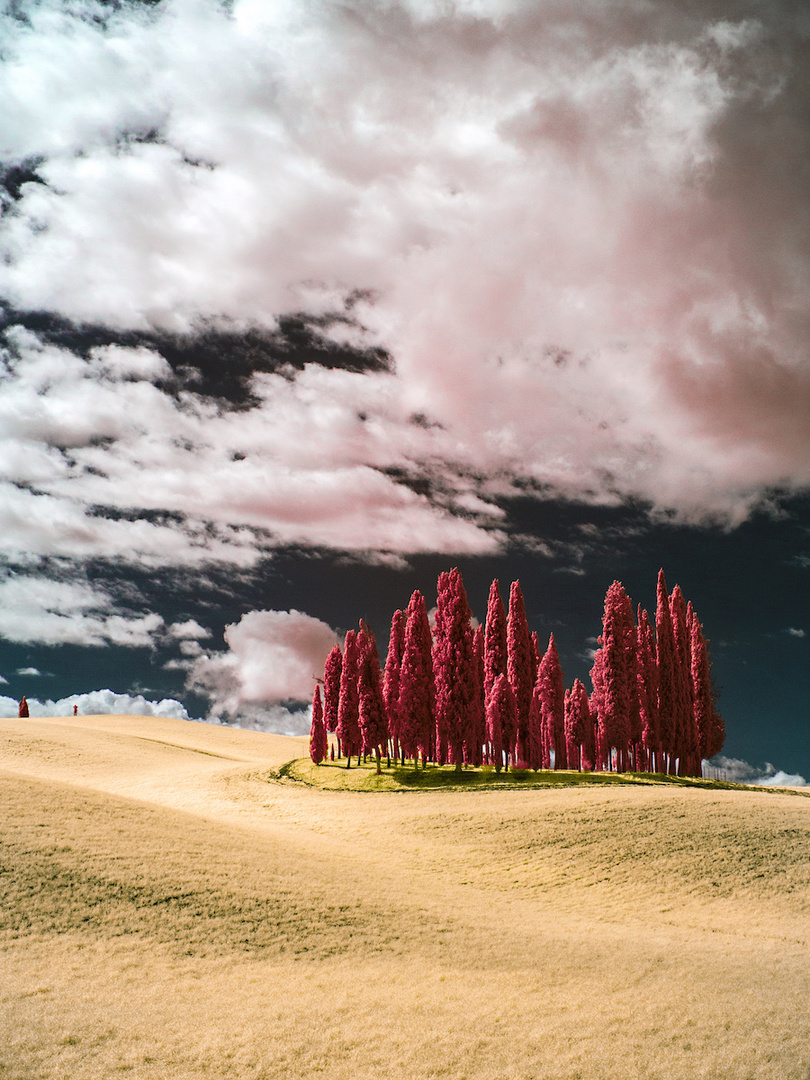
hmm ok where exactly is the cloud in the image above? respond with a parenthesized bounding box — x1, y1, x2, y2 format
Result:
(786, 627, 806, 638)
(709, 755, 807, 787)
(0, 0, 809, 569)
(168, 619, 211, 640)
(0, 688, 198, 720)
(0, 570, 164, 647)
(16, 666, 48, 676)
(188, 608, 340, 718)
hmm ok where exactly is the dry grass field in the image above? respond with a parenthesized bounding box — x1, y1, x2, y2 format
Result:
(1, 714, 808, 1080)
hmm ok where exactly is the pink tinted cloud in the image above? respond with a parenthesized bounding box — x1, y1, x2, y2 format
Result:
(0, 0, 809, 540)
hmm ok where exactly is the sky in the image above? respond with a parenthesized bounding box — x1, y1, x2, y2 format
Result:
(0, 0, 808, 783)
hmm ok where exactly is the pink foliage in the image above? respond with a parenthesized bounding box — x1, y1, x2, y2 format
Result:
(537, 633, 566, 768)
(564, 678, 592, 771)
(383, 609, 406, 750)
(323, 643, 342, 734)
(506, 580, 534, 763)
(309, 684, 328, 765)
(357, 625, 388, 766)
(336, 629, 362, 761)
(398, 590, 436, 764)
(486, 673, 514, 773)
(689, 605, 725, 761)
(483, 579, 507, 706)
(433, 568, 477, 767)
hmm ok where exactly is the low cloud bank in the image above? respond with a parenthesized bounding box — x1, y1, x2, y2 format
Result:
(709, 755, 807, 787)
(0, 688, 198, 721)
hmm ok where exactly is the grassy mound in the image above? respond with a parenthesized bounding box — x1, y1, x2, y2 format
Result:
(274, 756, 763, 793)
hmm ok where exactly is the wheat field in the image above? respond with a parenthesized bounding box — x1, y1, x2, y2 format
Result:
(1, 713, 808, 1080)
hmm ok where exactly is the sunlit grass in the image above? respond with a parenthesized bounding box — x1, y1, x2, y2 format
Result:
(280, 755, 801, 794)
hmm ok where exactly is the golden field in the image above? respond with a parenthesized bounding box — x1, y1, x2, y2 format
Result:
(1, 713, 808, 1080)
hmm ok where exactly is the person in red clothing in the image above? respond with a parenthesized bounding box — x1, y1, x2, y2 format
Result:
(18, 696, 29, 718)
(73, 704, 78, 715)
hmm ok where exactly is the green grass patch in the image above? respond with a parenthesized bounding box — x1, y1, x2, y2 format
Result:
(273, 757, 776, 794)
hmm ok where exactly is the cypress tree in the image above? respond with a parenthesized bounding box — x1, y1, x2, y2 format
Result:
(636, 607, 660, 773)
(433, 568, 477, 771)
(383, 609, 406, 760)
(337, 630, 362, 766)
(469, 624, 485, 766)
(486, 673, 514, 774)
(506, 580, 534, 765)
(590, 582, 633, 772)
(357, 625, 388, 774)
(564, 678, 592, 771)
(398, 590, 435, 766)
(483, 579, 507, 707)
(309, 684, 328, 765)
(688, 604, 725, 764)
(655, 570, 677, 774)
(527, 681, 544, 770)
(537, 634, 566, 768)
(323, 644, 342, 736)
(670, 586, 699, 775)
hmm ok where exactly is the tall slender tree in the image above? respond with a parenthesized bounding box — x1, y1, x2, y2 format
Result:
(357, 625, 388, 774)
(433, 568, 477, 770)
(564, 678, 592, 771)
(537, 634, 566, 768)
(688, 604, 725, 764)
(506, 580, 534, 764)
(527, 680, 544, 770)
(486, 673, 514, 774)
(636, 606, 659, 773)
(670, 585, 699, 775)
(323, 644, 343, 738)
(483, 579, 508, 707)
(337, 630, 362, 767)
(383, 609, 406, 760)
(309, 684, 328, 765)
(590, 582, 634, 772)
(398, 590, 435, 766)
(469, 624, 485, 766)
(655, 570, 677, 774)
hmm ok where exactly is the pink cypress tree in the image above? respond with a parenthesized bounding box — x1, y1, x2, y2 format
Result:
(357, 625, 388, 774)
(636, 606, 660, 773)
(527, 681, 544, 770)
(383, 609, 406, 759)
(323, 644, 343, 736)
(397, 590, 435, 766)
(590, 582, 633, 772)
(337, 630, 362, 767)
(483, 579, 508, 707)
(564, 678, 592, 771)
(433, 568, 477, 771)
(688, 604, 725, 764)
(670, 586, 699, 775)
(486, 673, 514, 774)
(469, 624, 485, 766)
(309, 684, 328, 765)
(506, 580, 534, 764)
(537, 634, 567, 769)
(655, 570, 677, 774)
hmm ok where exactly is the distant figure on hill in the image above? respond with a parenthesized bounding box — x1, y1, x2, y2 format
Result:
(73, 704, 78, 715)
(18, 696, 29, 718)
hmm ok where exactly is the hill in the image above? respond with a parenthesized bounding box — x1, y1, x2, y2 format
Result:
(1, 713, 808, 1080)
